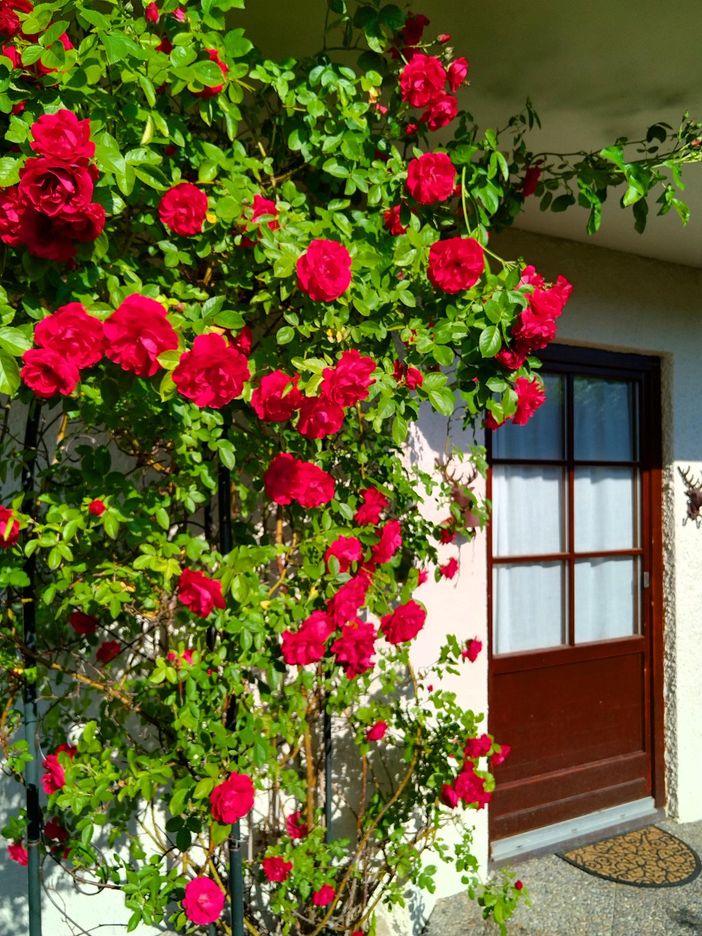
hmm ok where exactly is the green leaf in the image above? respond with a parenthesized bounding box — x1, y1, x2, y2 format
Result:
(101, 32, 142, 66)
(276, 326, 295, 345)
(426, 386, 455, 417)
(479, 326, 501, 358)
(599, 145, 625, 168)
(391, 414, 408, 444)
(0, 350, 20, 396)
(0, 157, 19, 186)
(0, 327, 31, 356)
(169, 785, 190, 817)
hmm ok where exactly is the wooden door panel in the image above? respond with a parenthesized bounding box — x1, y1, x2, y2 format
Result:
(491, 649, 647, 781)
(488, 348, 662, 843)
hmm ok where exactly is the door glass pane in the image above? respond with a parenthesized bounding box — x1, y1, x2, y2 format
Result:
(493, 562, 565, 653)
(492, 374, 564, 460)
(574, 378, 636, 461)
(493, 466, 564, 556)
(575, 557, 638, 643)
(574, 467, 637, 551)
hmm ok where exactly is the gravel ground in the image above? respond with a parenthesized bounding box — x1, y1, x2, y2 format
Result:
(424, 819, 702, 936)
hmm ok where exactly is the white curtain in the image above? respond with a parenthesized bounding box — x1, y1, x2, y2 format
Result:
(575, 558, 637, 642)
(493, 563, 565, 653)
(574, 378, 635, 461)
(492, 373, 564, 460)
(493, 466, 564, 556)
(575, 467, 636, 551)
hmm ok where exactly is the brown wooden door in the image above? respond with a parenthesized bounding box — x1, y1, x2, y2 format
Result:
(488, 347, 663, 841)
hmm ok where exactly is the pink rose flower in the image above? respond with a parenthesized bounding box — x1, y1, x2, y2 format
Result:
(173, 333, 250, 408)
(324, 535, 363, 574)
(251, 371, 302, 422)
(447, 56, 469, 91)
(159, 182, 208, 236)
(262, 856, 293, 883)
(177, 569, 226, 618)
(34, 303, 105, 370)
(210, 772, 255, 824)
(0, 506, 20, 548)
(406, 152, 457, 204)
(312, 884, 336, 907)
(281, 611, 334, 666)
(8, 842, 28, 865)
(512, 376, 546, 425)
(439, 556, 459, 579)
(30, 110, 95, 161)
(371, 520, 402, 565)
(286, 810, 308, 840)
(428, 237, 485, 293)
(104, 294, 178, 378)
(183, 877, 225, 925)
(353, 487, 389, 526)
(21, 349, 80, 399)
(296, 239, 352, 302)
(96, 640, 121, 664)
(462, 638, 482, 662)
(365, 721, 388, 742)
(399, 53, 446, 108)
(380, 599, 427, 644)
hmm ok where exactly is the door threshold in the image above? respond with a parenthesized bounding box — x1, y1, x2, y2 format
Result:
(491, 797, 661, 867)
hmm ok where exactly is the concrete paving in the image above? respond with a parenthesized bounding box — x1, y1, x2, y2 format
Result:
(424, 819, 702, 936)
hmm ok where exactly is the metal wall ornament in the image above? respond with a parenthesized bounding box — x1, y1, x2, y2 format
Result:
(678, 466, 702, 527)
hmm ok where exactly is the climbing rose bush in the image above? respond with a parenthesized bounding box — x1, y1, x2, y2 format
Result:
(0, 1, 699, 934)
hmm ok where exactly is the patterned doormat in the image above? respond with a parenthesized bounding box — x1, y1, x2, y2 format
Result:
(559, 826, 701, 887)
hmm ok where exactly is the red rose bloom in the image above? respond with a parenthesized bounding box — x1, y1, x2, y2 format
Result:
(324, 535, 363, 574)
(464, 733, 492, 759)
(330, 619, 376, 678)
(521, 164, 542, 197)
(251, 194, 279, 230)
(491, 743, 511, 767)
(230, 325, 253, 356)
(264, 455, 335, 508)
(296, 239, 352, 302)
(262, 856, 293, 883)
(440, 783, 460, 809)
(183, 877, 225, 926)
(210, 772, 254, 824)
(439, 556, 459, 579)
(399, 54, 446, 108)
(428, 237, 485, 293)
(327, 573, 370, 627)
(30, 110, 95, 161)
(512, 376, 546, 425)
(496, 345, 529, 371)
(366, 721, 387, 742)
(515, 879, 524, 891)
(422, 93, 458, 131)
(461, 637, 482, 661)
(0, 0, 31, 39)
(144, 1, 159, 22)
(104, 294, 178, 378)
(19, 158, 93, 217)
(88, 498, 106, 516)
(383, 204, 408, 236)
(312, 884, 336, 908)
(69, 610, 98, 635)
(21, 348, 80, 398)
(34, 303, 105, 369)
(17, 208, 75, 261)
(405, 366, 423, 389)
(159, 182, 208, 236)
(447, 56, 469, 91)
(286, 810, 308, 840)
(41, 754, 67, 794)
(0, 506, 19, 548)
(196, 48, 228, 98)
(321, 349, 376, 407)
(57, 201, 106, 243)
(511, 308, 557, 350)
(281, 610, 334, 666)
(0, 185, 23, 245)
(173, 333, 250, 408)
(401, 12, 429, 49)
(406, 152, 457, 204)
(438, 517, 456, 543)
(371, 520, 402, 564)
(43, 817, 69, 845)
(380, 599, 427, 644)
(353, 487, 389, 526)
(96, 640, 121, 664)
(251, 371, 302, 422)
(178, 568, 226, 618)
(8, 842, 28, 865)
(296, 394, 345, 439)
(454, 763, 491, 808)
(294, 460, 336, 508)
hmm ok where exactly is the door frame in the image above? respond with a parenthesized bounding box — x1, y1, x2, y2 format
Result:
(486, 344, 665, 841)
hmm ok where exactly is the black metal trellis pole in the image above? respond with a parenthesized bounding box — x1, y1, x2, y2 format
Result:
(216, 422, 244, 936)
(324, 704, 332, 845)
(22, 400, 42, 936)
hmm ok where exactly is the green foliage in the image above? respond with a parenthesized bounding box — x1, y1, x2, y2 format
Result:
(0, 0, 698, 934)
